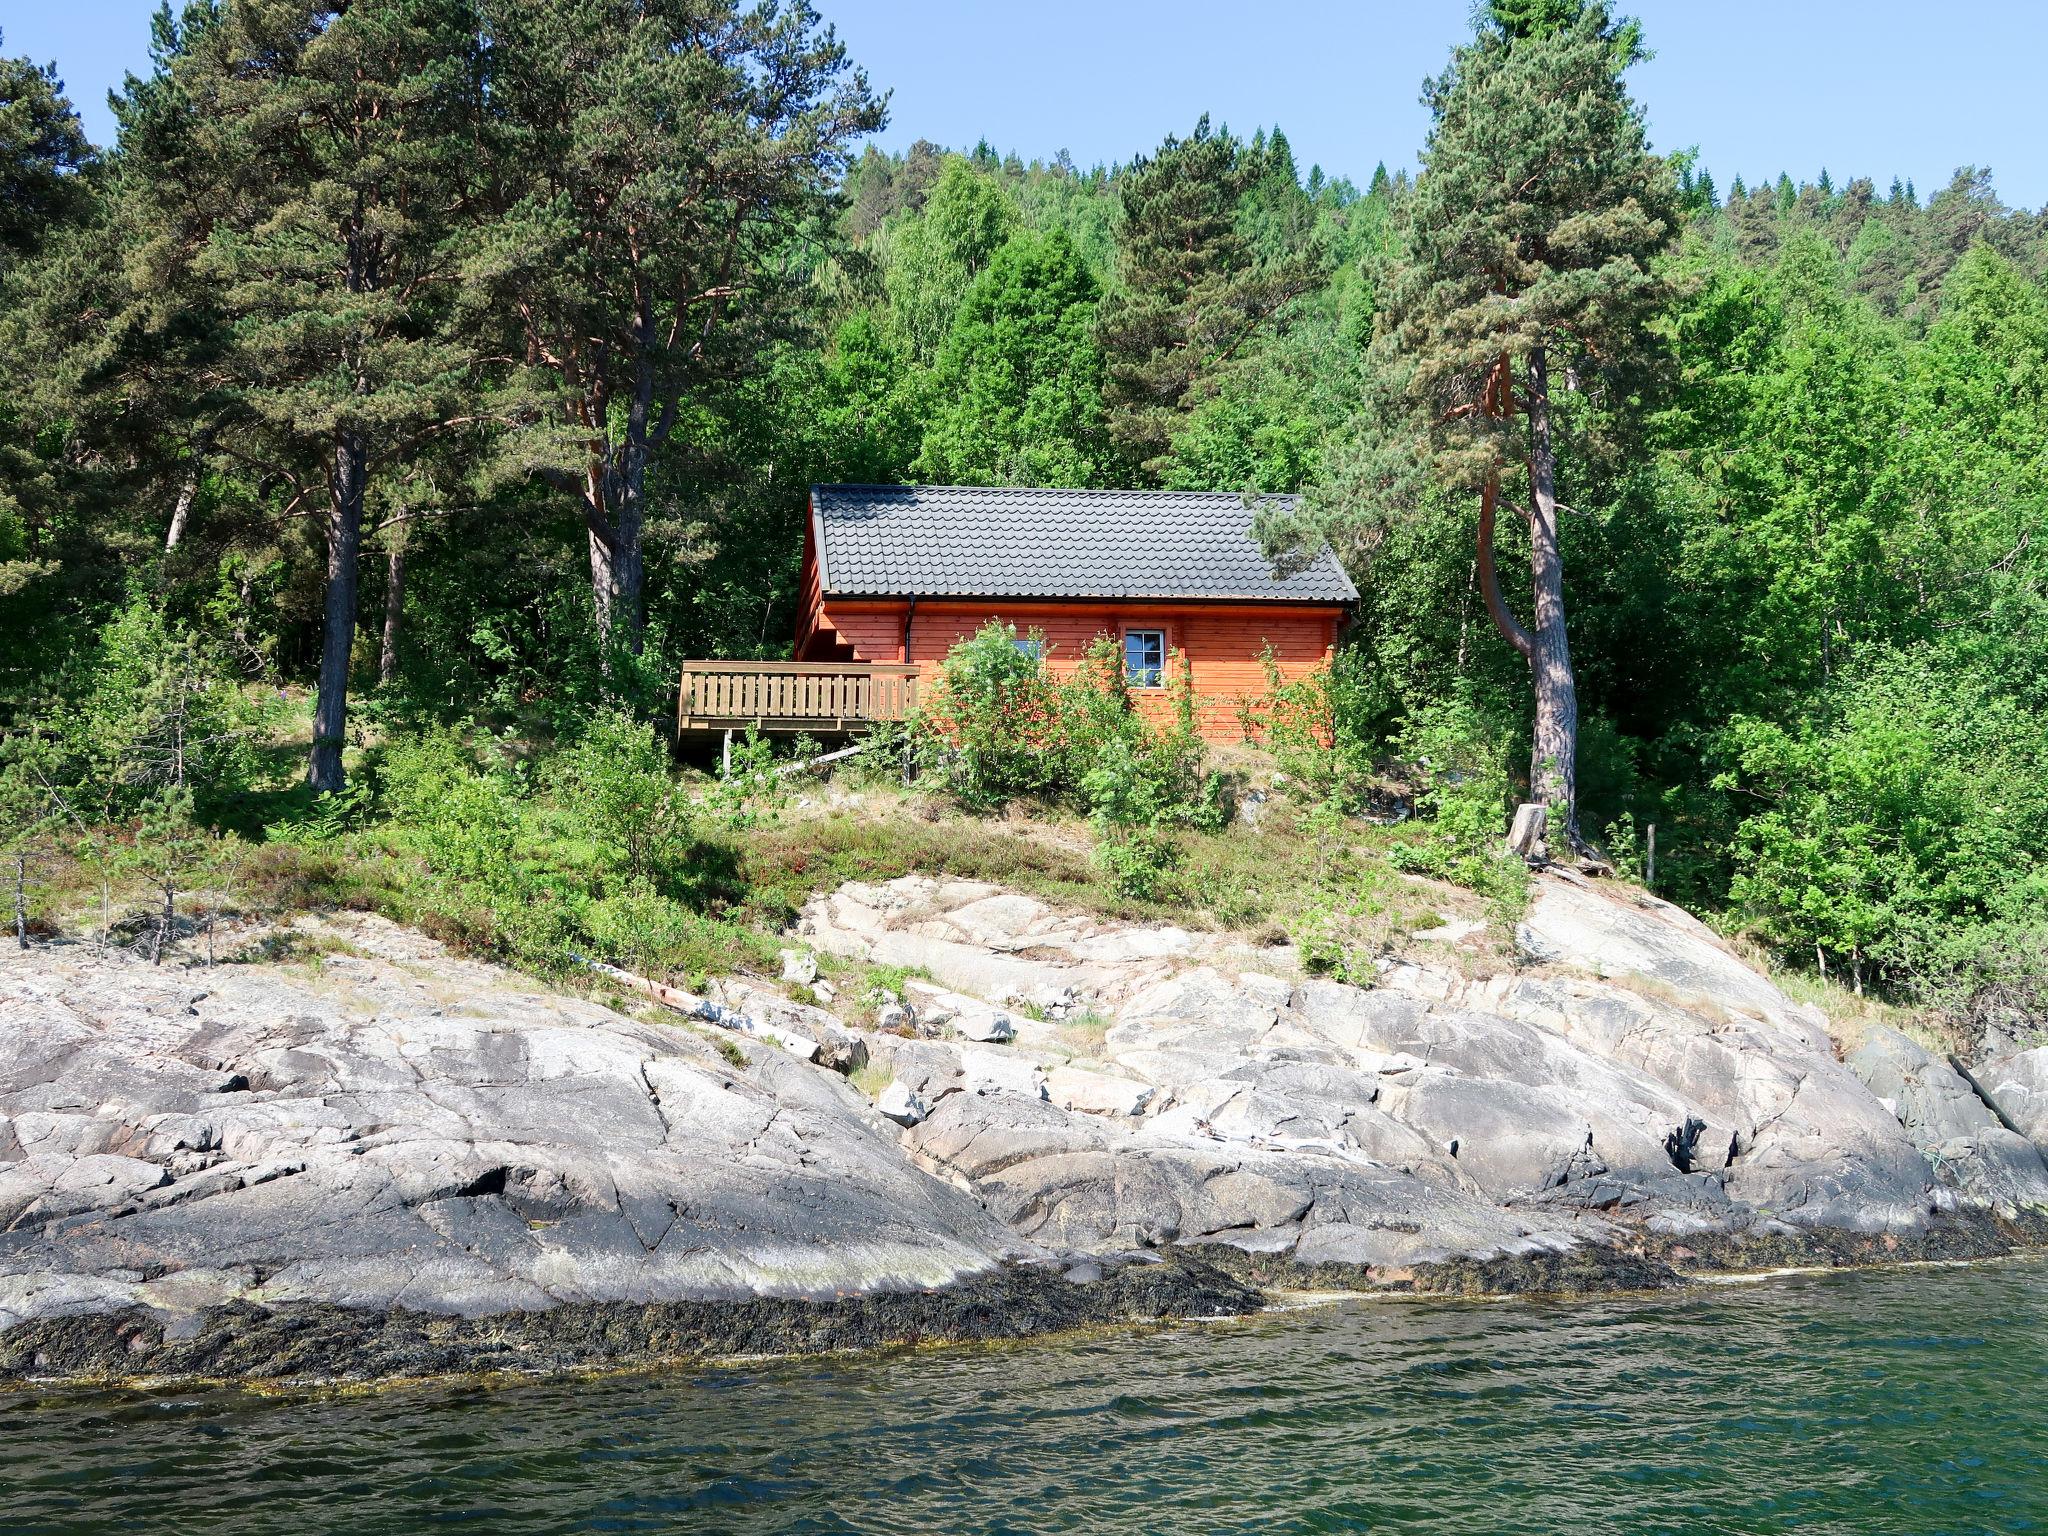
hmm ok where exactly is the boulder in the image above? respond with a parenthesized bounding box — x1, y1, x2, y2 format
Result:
(903, 979, 1017, 1043)
(1046, 1066, 1154, 1119)
(958, 1047, 1047, 1101)
(875, 1080, 928, 1127)
(1847, 1025, 2048, 1213)
(952, 1009, 1017, 1045)
(1971, 1047, 2048, 1150)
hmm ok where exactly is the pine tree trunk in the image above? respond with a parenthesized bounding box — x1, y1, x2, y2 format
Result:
(14, 851, 26, 951)
(588, 522, 619, 645)
(613, 481, 645, 658)
(1524, 346, 1580, 841)
(310, 428, 365, 793)
(587, 445, 646, 660)
(379, 533, 406, 687)
(612, 318, 656, 659)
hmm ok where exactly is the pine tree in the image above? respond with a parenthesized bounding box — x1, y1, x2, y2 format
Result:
(0, 32, 96, 610)
(0, 32, 94, 267)
(118, 0, 486, 792)
(1296, 0, 1675, 844)
(1097, 117, 1323, 479)
(476, 0, 883, 655)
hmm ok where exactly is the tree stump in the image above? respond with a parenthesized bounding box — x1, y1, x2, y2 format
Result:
(1507, 802, 1549, 863)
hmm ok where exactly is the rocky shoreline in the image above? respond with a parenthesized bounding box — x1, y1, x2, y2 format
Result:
(0, 1250, 1261, 1386)
(6, 870, 2047, 1387)
(8, 1225, 2046, 1388)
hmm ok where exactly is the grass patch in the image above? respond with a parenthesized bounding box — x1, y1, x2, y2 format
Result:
(1056, 1009, 1112, 1058)
(1774, 966, 1957, 1057)
(848, 1060, 892, 1100)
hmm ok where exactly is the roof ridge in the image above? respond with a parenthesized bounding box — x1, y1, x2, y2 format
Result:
(813, 482, 1300, 502)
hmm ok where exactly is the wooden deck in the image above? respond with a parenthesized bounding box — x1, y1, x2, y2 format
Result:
(676, 660, 920, 735)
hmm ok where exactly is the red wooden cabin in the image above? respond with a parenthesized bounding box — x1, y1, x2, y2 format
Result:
(679, 484, 1357, 743)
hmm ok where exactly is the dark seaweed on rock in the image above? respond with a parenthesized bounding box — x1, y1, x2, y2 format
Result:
(0, 1255, 1260, 1387)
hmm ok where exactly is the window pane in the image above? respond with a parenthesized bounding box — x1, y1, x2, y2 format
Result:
(1012, 637, 1044, 661)
(1124, 630, 1164, 687)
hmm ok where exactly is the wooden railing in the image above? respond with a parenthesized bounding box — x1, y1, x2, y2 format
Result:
(677, 661, 920, 733)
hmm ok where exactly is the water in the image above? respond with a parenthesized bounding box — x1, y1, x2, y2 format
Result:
(3, 1259, 2043, 1536)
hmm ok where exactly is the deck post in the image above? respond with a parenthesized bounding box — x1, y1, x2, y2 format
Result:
(722, 728, 732, 778)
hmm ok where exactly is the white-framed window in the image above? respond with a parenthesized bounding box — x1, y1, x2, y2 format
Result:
(1012, 636, 1045, 662)
(1123, 628, 1165, 688)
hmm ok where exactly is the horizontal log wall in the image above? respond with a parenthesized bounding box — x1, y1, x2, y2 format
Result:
(813, 599, 1341, 743)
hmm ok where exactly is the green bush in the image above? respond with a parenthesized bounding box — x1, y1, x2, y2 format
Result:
(1386, 687, 1529, 913)
(1722, 644, 2048, 1005)
(917, 624, 1227, 894)
(703, 725, 786, 832)
(28, 591, 266, 825)
(382, 728, 524, 890)
(562, 708, 690, 887)
(919, 622, 1068, 809)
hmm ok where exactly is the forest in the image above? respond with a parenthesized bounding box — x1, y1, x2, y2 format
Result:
(2, 0, 2044, 1036)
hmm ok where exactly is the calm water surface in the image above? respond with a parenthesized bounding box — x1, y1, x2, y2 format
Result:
(3, 1258, 2044, 1535)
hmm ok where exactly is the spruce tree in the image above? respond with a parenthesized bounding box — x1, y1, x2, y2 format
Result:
(914, 228, 1109, 488)
(1294, 0, 1675, 845)
(1097, 117, 1322, 479)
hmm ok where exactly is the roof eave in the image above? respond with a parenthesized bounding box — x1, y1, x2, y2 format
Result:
(819, 588, 1356, 607)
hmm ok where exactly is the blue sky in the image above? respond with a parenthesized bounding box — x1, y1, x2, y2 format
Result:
(11, 1, 2046, 208)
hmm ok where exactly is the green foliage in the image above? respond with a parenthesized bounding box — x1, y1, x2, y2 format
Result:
(919, 622, 1068, 810)
(115, 782, 224, 963)
(23, 592, 264, 830)
(1386, 689, 1530, 913)
(381, 728, 525, 893)
(913, 228, 1111, 488)
(563, 709, 690, 888)
(1097, 116, 1327, 478)
(1721, 647, 2048, 1004)
(0, 758, 61, 944)
(0, 33, 95, 268)
(917, 624, 1223, 895)
(1080, 736, 1184, 900)
(704, 726, 787, 833)
(375, 722, 766, 980)
(267, 780, 372, 846)
(883, 157, 1021, 366)
(810, 312, 924, 483)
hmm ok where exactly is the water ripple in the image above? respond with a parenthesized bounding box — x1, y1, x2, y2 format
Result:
(2, 1258, 2044, 1534)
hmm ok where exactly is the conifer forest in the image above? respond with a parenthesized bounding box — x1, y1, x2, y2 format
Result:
(3, 0, 2045, 1034)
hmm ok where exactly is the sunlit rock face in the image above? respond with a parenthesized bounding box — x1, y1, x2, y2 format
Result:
(6, 866, 2043, 1358)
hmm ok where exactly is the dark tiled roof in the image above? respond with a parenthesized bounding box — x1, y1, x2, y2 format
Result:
(811, 484, 1357, 604)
